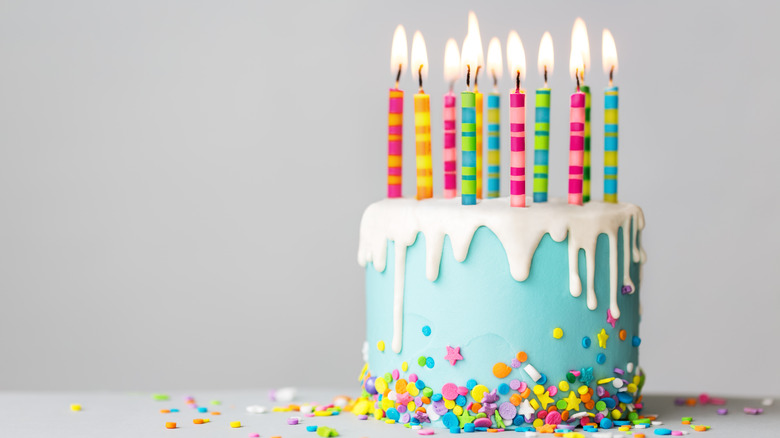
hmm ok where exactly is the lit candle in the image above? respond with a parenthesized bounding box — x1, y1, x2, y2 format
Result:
(569, 35, 586, 206)
(486, 37, 503, 198)
(507, 31, 527, 208)
(571, 18, 592, 202)
(461, 33, 478, 205)
(468, 12, 485, 200)
(411, 31, 432, 200)
(388, 25, 408, 198)
(534, 32, 554, 203)
(602, 29, 619, 203)
(443, 39, 460, 199)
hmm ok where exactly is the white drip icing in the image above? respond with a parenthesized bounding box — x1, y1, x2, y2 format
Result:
(358, 197, 646, 354)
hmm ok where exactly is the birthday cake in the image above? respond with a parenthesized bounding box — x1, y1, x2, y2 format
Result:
(353, 197, 646, 431)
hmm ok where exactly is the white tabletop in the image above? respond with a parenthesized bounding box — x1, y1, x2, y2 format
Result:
(0, 389, 776, 437)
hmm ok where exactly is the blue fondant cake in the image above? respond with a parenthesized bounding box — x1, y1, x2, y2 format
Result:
(354, 197, 647, 429)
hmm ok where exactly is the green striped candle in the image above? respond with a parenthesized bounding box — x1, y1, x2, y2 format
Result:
(533, 88, 551, 202)
(461, 91, 477, 205)
(582, 85, 592, 203)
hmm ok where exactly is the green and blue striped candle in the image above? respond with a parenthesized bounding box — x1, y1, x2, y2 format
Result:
(487, 93, 501, 198)
(461, 91, 477, 205)
(533, 88, 551, 202)
(604, 86, 619, 202)
(582, 85, 592, 203)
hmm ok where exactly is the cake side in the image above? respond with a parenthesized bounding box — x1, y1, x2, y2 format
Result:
(355, 197, 647, 430)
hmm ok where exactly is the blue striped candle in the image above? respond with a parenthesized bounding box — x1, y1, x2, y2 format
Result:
(487, 93, 501, 198)
(604, 86, 619, 202)
(533, 88, 551, 202)
(461, 91, 477, 205)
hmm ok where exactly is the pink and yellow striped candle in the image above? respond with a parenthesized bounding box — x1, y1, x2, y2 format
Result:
(415, 93, 432, 200)
(510, 91, 526, 207)
(388, 89, 403, 198)
(568, 91, 585, 205)
(475, 91, 484, 199)
(443, 92, 457, 198)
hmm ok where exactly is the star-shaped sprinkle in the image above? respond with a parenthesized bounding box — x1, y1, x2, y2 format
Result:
(457, 411, 476, 427)
(579, 367, 594, 386)
(536, 390, 554, 409)
(414, 410, 430, 423)
(597, 328, 609, 349)
(518, 399, 535, 422)
(444, 346, 463, 366)
(606, 310, 617, 328)
(564, 391, 582, 411)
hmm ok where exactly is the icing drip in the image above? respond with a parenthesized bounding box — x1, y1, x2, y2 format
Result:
(358, 197, 646, 354)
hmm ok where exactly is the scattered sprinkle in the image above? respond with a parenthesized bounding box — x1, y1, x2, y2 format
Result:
(152, 394, 170, 401)
(164, 422, 176, 429)
(230, 421, 242, 428)
(70, 404, 82, 412)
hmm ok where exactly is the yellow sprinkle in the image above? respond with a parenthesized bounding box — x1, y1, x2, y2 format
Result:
(597, 377, 616, 384)
(553, 327, 564, 339)
(530, 399, 540, 410)
(381, 397, 394, 411)
(203, 418, 210, 423)
(453, 406, 464, 416)
(407, 401, 416, 412)
(385, 419, 396, 424)
(532, 418, 544, 428)
(351, 400, 370, 415)
(272, 407, 291, 412)
(230, 421, 241, 428)
(611, 409, 622, 420)
(377, 340, 385, 352)
(315, 411, 333, 417)
(444, 399, 455, 409)
(577, 385, 589, 395)
(618, 425, 630, 431)
(558, 381, 570, 391)
(70, 404, 82, 412)
(627, 383, 638, 393)
(402, 361, 408, 372)
(533, 385, 545, 395)
(373, 408, 384, 420)
(470, 385, 489, 403)
(374, 377, 388, 394)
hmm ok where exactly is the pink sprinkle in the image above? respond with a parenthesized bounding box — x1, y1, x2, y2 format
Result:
(392, 369, 400, 380)
(249, 434, 260, 438)
(409, 374, 418, 382)
(287, 418, 299, 425)
(418, 429, 434, 435)
(547, 386, 558, 397)
(711, 397, 727, 405)
(305, 413, 315, 417)
(672, 431, 683, 436)
(717, 409, 728, 415)
(570, 370, 581, 377)
(699, 393, 711, 405)
(518, 382, 527, 393)
(458, 386, 469, 396)
(744, 407, 760, 415)
(466, 402, 473, 411)
(441, 383, 458, 400)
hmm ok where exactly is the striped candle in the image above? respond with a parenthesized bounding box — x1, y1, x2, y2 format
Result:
(582, 85, 592, 202)
(443, 92, 457, 198)
(486, 93, 500, 198)
(475, 92, 484, 199)
(414, 93, 432, 200)
(461, 91, 477, 205)
(533, 88, 551, 203)
(510, 92, 526, 207)
(414, 93, 433, 199)
(388, 89, 404, 198)
(604, 86, 619, 203)
(569, 92, 585, 205)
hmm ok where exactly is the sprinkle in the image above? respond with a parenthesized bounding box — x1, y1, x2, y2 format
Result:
(632, 336, 642, 347)
(606, 310, 617, 328)
(210, 400, 221, 405)
(762, 398, 774, 406)
(418, 356, 427, 367)
(581, 337, 591, 348)
(743, 407, 761, 415)
(249, 434, 260, 438)
(211, 411, 221, 415)
(153, 394, 170, 401)
(230, 421, 242, 428)
(523, 364, 542, 382)
(70, 404, 82, 412)
(377, 340, 385, 351)
(160, 409, 170, 414)
(516, 351, 528, 362)
(493, 362, 512, 379)
(622, 285, 633, 294)
(597, 329, 609, 348)
(246, 405, 267, 414)
(316, 426, 338, 437)
(306, 425, 318, 432)
(422, 325, 432, 336)
(654, 428, 672, 435)
(418, 430, 434, 436)
(426, 357, 435, 368)
(693, 425, 710, 431)
(553, 328, 564, 339)
(193, 419, 204, 424)
(445, 346, 463, 366)
(165, 422, 177, 429)
(717, 409, 728, 415)
(288, 417, 299, 425)
(198, 407, 208, 413)
(619, 329, 627, 341)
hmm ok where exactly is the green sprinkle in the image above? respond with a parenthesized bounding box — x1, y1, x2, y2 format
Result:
(475, 413, 487, 419)
(628, 412, 639, 421)
(596, 401, 607, 411)
(556, 400, 568, 410)
(633, 418, 651, 424)
(566, 372, 576, 383)
(152, 394, 169, 401)
(210, 400, 221, 406)
(384, 372, 393, 384)
(682, 417, 693, 422)
(316, 426, 338, 437)
(418, 356, 427, 366)
(494, 410, 505, 429)
(422, 387, 433, 398)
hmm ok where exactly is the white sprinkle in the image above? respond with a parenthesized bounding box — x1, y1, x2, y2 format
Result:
(523, 364, 542, 382)
(246, 405, 267, 414)
(626, 362, 634, 373)
(612, 379, 624, 389)
(274, 387, 296, 402)
(652, 420, 663, 426)
(592, 433, 614, 438)
(569, 412, 590, 419)
(762, 398, 774, 406)
(524, 432, 538, 437)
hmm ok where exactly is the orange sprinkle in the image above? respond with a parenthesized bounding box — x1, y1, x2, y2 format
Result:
(520, 387, 531, 399)
(585, 400, 595, 410)
(635, 435, 645, 438)
(510, 394, 522, 406)
(492, 362, 512, 379)
(165, 422, 176, 429)
(487, 429, 500, 433)
(682, 420, 691, 425)
(554, 433, 564, 437)
(193, 419, 204, 424)
(159, 409, 170, 414)
(416, 407, 427, 413)
(516, 351, 528, 362)
(537, 424, 556, 433)
(694, 425, 708, 431)
(548, 405, 558, 412)
(396, 379, 408, 393)
(619, 329, 627, 341)
(383, 388, 391, 397)
(289, 404, 300, 411)
(561, 410, 570, 422)
(211, 411, 221, 415)
(471, 403, 482, 413)
(421, 396, 431, 405)
(686, 398, 697, 406)
(581, 393, 592, 403)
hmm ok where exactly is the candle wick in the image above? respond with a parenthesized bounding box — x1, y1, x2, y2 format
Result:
(474, 65, 481, 92)
(544, 65, 548, 88)
(449, 81, 454, 93)
(515, 70, 520, 94)
(492, 70, 497, 90)
(395, 64, 402, 89)
(609, 66, 614, 87)
(418, 65, 424, 93)
(466, 65, 471, 90)
(575, 68, 580, 92)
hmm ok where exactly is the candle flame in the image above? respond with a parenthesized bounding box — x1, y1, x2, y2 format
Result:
(537, 31, 554, 78)
(467, 11, 485, 68)
(390, 25, 408, 82)
(486, 37, 503, 81)
(461, 32, 479, 85)
(569, 17, 590, 80)
(411, 31, 429, 85)
(443, 38, 461, 85)
(602, 29, 618, 77)
(506, 31, 526, 86)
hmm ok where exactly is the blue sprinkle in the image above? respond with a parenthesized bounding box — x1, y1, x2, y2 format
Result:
(422, 325, 432, 336)
(456, 395, 467, 406)
(599, 418, 613, 429)
(603, 397, 617, 409)
(584, 426, 598, 432)
(416, 380, 426, 390)
(654, 428, 672, 436)
(426, 357, 435, 368)
(466, 379, 477, 390)
(449, 427, 461, 434)
(614, 420, 631, 426)
(432, 394, 443, 402)
(582, 336, 591, 348)
(475, 427, 488, 432)
(537, 373, 547, 385)
(331, 410, 340, 416)
(306, 425, 318, 432)
(597, 353, 606, 364)
(442, 412, 459, 429)
(197, 407, 207, 413)
(169, 409, 179, 413)
(632, 336, 642, 347)
(618, 392, 634, 403)
(498, 383, 510, 395)
(386, 408, 400, 421)
(512, 415, 524, 426)
(464, 423, 475, 432)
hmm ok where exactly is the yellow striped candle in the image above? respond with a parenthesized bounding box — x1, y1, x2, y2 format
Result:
(415, 93, 432, 200)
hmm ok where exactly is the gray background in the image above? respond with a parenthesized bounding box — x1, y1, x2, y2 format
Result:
(0, 0, 778, 396)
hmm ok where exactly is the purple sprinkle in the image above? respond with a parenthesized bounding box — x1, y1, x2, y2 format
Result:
(556, 424, 575, 430)
(717, 409, 728, 415)
(594, 413, 605, 422)
(357, 415, 368, 420)
(509, 379, 521, 390)
(621, 285, 633, 294)
(287, 418, 299, 425)
(498, 402, 516, 420)
(414, 396, 423, 406)
(596, 386, 606, 397)
(397, 404, 407, 413)
(744, 407, 760, 415)
(674, 398, 686, 406)
(510, 358, 522, 368)
(614, 368, 625, 375)
(268, 390, 277, 401)
(400, 413, 411, 424)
